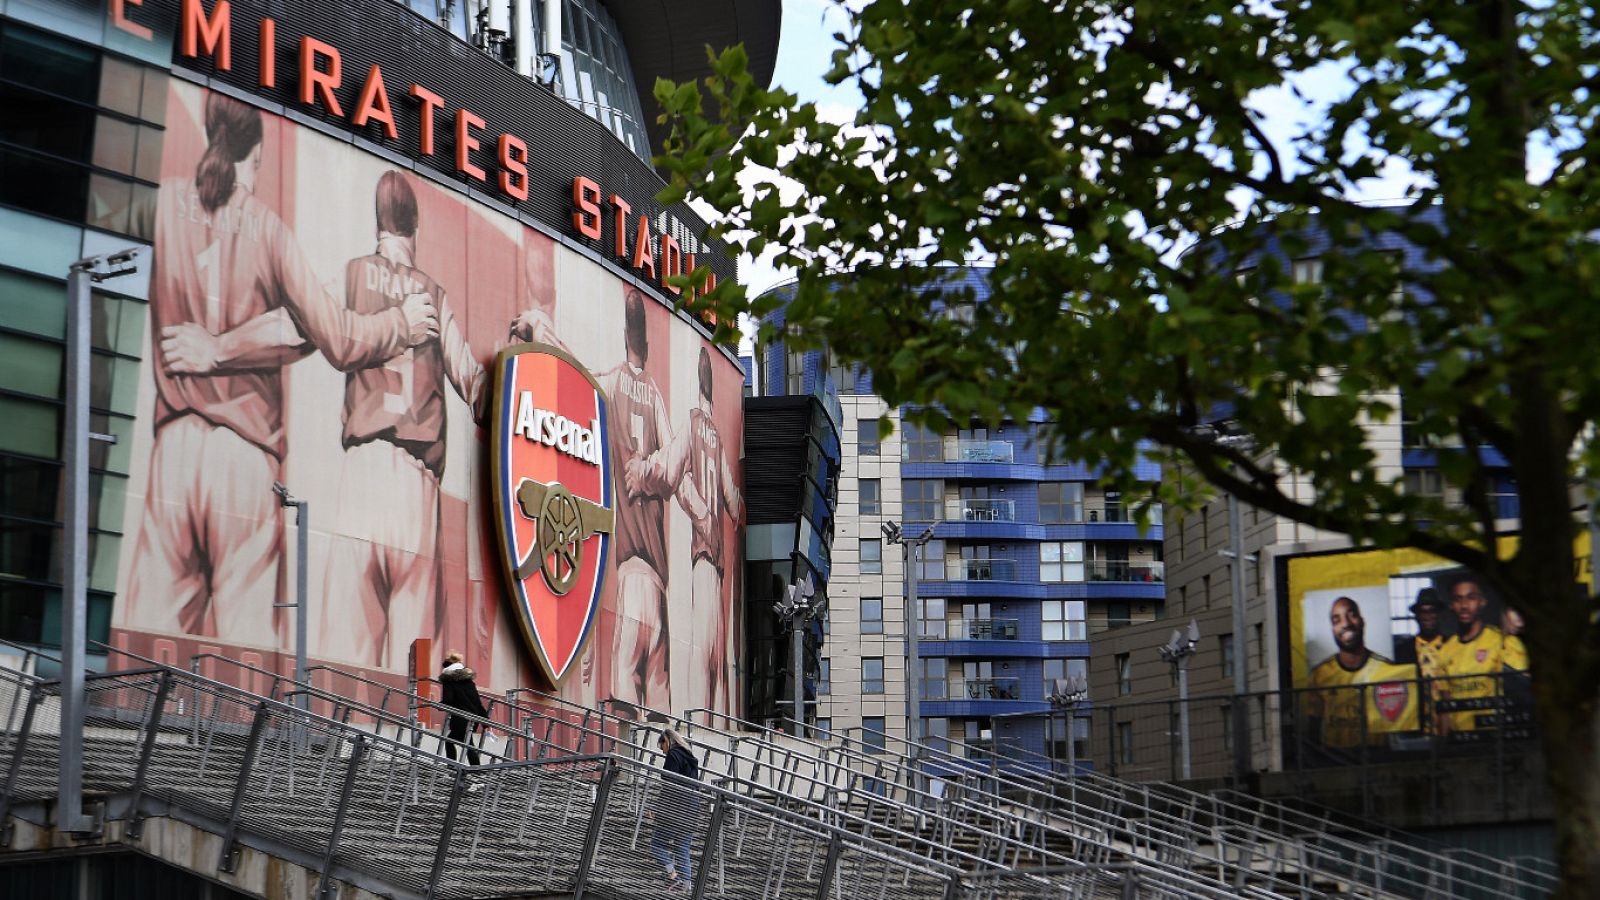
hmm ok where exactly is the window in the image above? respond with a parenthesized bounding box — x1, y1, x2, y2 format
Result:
(1039, 541, 1084, 582)
(1404, 468, 1446, 502)
(824, 347, 857, 393)
(862, 717, 887, 753)
(859, 479, 880, 515)
(860, 597, 883, 634)
(918, 657, 947, 699)
(917, 539, 944, 581)
(857, 419, 880, 455)
(818, 658, 830, 694)
(862, 657, 885, 694)
(1292, 257, 1324, 286)
(1220, 633, 1235, 680)
(1041, 600, 1087, 641)
(918, 597, 946, 639)
(1043, 658, 1088, 695)
(815, 718, 832, 739)
(1255, 623, 1266, 669)
(1117, 721, 1135, 765)
(1105, 601, 1132, 629)
(859, 539, 882, 574)
(902, 421, 942, 462)
(1115, 653, 1132, 696)
(904, 480, 942, 521)
(1038, 482, 1084, 523)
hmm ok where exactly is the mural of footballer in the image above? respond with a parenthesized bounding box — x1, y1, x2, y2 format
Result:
(121, 92, 437, 646)
(1434, 575, 1529, 735)
(638, 347, 743, 711)
(600, 289, 678, 715)
(1305, 596, 1419, 749)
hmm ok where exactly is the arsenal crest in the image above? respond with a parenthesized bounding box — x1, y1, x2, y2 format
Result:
(489, 343, 614, 685)
(1373, 682, 1410, 722)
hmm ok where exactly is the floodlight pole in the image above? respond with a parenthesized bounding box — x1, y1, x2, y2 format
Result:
(1227, 491, 1250, 781)
(884, 521, 934, 770)
(60, 250, 140, 833)
(273, 483, 309, 714)
(1159, 621, 1199, 781)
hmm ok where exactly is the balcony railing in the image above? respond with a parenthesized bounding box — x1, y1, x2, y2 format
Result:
(1085, 503, 1163, 525)
(952, 439, 1014, 463)
(959, 677, 1023, 700)
(950, 499, 1017, 522)
(946, 557, 1018, 581)
(1085, 560, 1165, 583)
(946, 618, 1020, 640)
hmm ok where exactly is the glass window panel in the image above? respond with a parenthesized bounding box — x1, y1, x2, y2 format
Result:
(2, 26, 99, 103)
(0, 455, 60, 520)
(0, 271, 65, 340)
(139, 69, 168, 125)
(89, 471, 126, 534)
(0, 396, 59, 458)
(0, 147, 89, 221)
(133, 125, 163, 182)
(86, 173, 132, 233)
(97, 57, 143, 117)
(0, 517, 58, 581)
(0, 83, 96, 160)
(1065, 562, 1085, 582)
(113, 298, 145, 355)
(88, 531, 120, 591)
(0, 581, 53, 644)
(1063, 542, 1084, 562)
(861, 597, 882, 634)
(856, 419, 880, 455)
(1041, 599, 1061, 619)
(0, 333, 63, 397)
(1041, 543, 1060, 562)
(88, 413, 133, 474)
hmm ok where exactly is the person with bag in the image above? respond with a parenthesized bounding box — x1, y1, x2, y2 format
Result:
(650, 729, 701, 891)
(439, 650, 490, 767)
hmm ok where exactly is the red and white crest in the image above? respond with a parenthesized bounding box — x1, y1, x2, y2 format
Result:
(1373, 682, 1410, 722)
(489, 344, 613, 685)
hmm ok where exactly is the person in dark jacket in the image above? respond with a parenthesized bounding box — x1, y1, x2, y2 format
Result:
(439, 650, 489, 766)
(650, 728, 701, 890)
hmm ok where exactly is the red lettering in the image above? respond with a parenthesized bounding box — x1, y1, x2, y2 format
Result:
(351, 64, 397, 139)
(631, 216, 655, 278)
(454, 109, 486, 182)
(111, 0, 154, 41)
(180, 0, 231, 70)
(610, 195, 631, 259)
(660, 233, 681, 295)
(259, 17, 275, 87)
(573, 178, 602, 239)
(409, 85, 444, 156)
(298, 37, 343, 117)
(498, 134, 529, 200)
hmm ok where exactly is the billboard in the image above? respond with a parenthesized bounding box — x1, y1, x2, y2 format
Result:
(109, 81, 745, 718)
(1278, 539, 1592, 759)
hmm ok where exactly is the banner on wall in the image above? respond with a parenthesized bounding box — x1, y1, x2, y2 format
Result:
(1279, 535, 1591, 762)
(108, 82, 745, 720)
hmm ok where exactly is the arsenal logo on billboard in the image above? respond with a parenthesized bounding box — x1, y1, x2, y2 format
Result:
(490, 344, 614, 685)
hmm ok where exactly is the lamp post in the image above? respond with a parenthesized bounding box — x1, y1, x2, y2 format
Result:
(882, 521, 935, 767)
(773, 563, 817, 738)
(1047, 672, 1090, 776)
(1158, 619, 1201, 780)
(272, 482, 309, 713)
(60, 249, 140, 833)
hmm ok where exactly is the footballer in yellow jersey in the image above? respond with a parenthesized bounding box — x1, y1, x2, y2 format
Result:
(1304, 597, 1422, 749)
(1435, 577, 1530, 734)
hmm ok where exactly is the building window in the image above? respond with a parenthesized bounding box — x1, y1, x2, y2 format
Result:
(1117, 721, 1135, 765)
(1292, 257, 1324, 286)
(917, 539, 945, 581)
(1115, 653, 1132, 696)
(904, 479, 942, 521)
(857, 419, 880, 455)
(902, 421, 942, 462)
(863, 657, 885, 694)
(786, 344, 807, 395)
(1220, 633, 1235, 679)
(1255, 623, 1266, 669)
(1404, 468, 1446, 502)
(860, 538, 882, 574)
(816, 717, 832, 739)
(818, 658, 830, 694)
(918, 657, 947, 700)
(1039, 482, 1084, 523)
(862, 716, 887, 753)
(1105, 601, 1132, 629)
(918, 597, 946, 639)
(1044, 658, 1088, 695)
(1041, 600, 1087, 641)
(1040, 541, 1085, 582)
(861, 597, 883, 634)
(824, 347, 856, 393)
(859, 478, 881, 515)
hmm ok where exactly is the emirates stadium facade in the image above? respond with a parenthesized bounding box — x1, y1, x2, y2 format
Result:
(0, 0, 777, 719)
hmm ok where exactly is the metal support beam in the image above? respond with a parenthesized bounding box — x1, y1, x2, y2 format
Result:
(1227, 491, 1251, 782)
(57, 264, 94, 835)
(572, 761, 619, 899)
(0, 686, 44, 846)
(425, 767, 468, 900)
(273, 484, 309, 715)
(125, 671, 174, 839)
(217, 701, 272, 873)
(688, 794, 728, 899)
(315, 735, 368, 900)
(813, 833, 845, 900)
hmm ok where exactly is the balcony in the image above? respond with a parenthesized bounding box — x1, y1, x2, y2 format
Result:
(959, 677, 1022, 701)
(946, 618, 1020, 640)
(1085, 560, 1165, 583)
(946, 558, 1019, 581)
(950, 499, 1016, 522)
(1085, 503, 1164, 525)
(952, 439, 1014, 464)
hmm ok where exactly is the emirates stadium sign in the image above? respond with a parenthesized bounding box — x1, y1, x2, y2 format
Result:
(490, 344, 614, 684)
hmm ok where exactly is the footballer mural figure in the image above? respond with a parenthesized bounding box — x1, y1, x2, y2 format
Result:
(601, 289, 678, 715)
(648, 348, 743, 711)
(121, 92, 436, 646)
(318, 171, 493, 668)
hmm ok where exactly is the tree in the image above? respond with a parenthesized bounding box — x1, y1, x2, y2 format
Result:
(654, 0, 1600, 893)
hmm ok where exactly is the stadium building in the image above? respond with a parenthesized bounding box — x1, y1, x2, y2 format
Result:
(0, 0, 777, 718)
